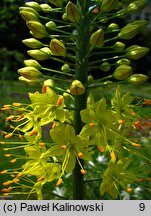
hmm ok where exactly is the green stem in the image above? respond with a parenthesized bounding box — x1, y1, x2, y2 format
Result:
(42, 67, 74, 77)
(72, 1, 90, 200)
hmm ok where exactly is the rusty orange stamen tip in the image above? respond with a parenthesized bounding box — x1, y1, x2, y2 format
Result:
(17, 173, 23, 178)
(42, 85, 47, 93)
(37, 176, 45, 182)
(38, 142, 45, 148)
(13, 178, 20, 183)
(98, 146, 104, 152)
(89, 123, 95, 128)
(132, 143, 141, 148)
(144, 99, 151, 105)
(60, 145, 67, 150)
(4, 154, 11, 157)
(12, 102, 22, 107)
(80, 169, 86, 175)
(56, 178, 63, 186)
(10, 159, 17, 163)
(0, 141, 5, 144)
(56, 96, 63, 106)
(3, 181, 12, 186)
(52, 122, 57, 129)
(30, 129, 38, 136)
(1, 107, 9, 111)
(6, 115, 14, 122)
(5, 133, 13, 139)
(127, 188, 133, 193)
(0, 170, 8, 174)
(78, 152, 84, 158)
(110, 152, 116, 162)
(118, 119, 125, 124)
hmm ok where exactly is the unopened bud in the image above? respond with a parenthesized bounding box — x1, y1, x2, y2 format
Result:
(50, 38, 66, 56)
(90, 29, 104, 48)
(113, 41, 126, 51)
(44, 79, 55, 87)
(22, 38, 43, 48)
(61, 63, 70, 73)
(101, 0, 118, 12)
(19, 6, 39, 16)
(25, 1, 41, 11)
(20, 11, 39, 22)
(27, 21, 49, 39)
(48, 0, 64, 7)
(40, 4, 52, 12)
(18, 67, 42, 80)
(107, 23, 119, 30)
(118, 22, 141, 40)
(45, 21, 56, 30)
(113, 65, 132, 80)
(127, 0, 147, 15)
(116, 58, 131, 66)
(125, 45, 149, 60)
(24, 59, 42, 70)
(100, 62, 111, 72)
(27, 49, 51, 61)
(128, 74, 149, 85)
(70, 80, 85, 95)
(66, 1, 80, 23)
(19, 76, 39, 86)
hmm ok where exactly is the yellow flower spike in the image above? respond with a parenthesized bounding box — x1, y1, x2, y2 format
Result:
(12, 102, 22, 107)
(10, 159, 17, 163)
(0, 170, 8, 174)
(60, 145, 67, 150)
(6, 115, 14, 122)
(98, 146, 105, 153)
(80, 169, 86, 175)
(110, 152, 116, 162)
(3, 181, 12, 186)
(56, 96, 63, 106)
(5, 133, 13, 139)
(89, 123, 95, 128)
(132, 143, 141, 148)
(127, 187, 133, 193)
(30, 129, 38, 136)
(37, 176, 45, 182)
(56, 178, 63, 186)
(78, 152, 84, 158)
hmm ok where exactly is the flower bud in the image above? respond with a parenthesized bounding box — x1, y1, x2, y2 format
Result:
(113, 41, 126, 51)
(125, 45, 149, 60)
(107, 23, 119, 30)
(18, 67, 43, 80)
(117, 22, 141, 40)
(44, 79, 55, 87)
(48, 0, 64, 7)
(25, 1, 41, 11)
(131, 20, 149, 29)
(45, 21, 56, 30)
(50, 38, 66, 56)
(88, 75, 94, 83)
(27, 21, 49, 39)
(22, 38, 43, 48)
(101, 0, 118, 12)
(66, 1, 80, 23)
(70, 80, 85, 95)
(19, 7, 39, 16)
(128, 74, 149, 85)
(24, 59, 42, 70)
(62, 13, 68, 21)
(90, 29, 104, 48)
(27, 49, 51, 61)
(20, 11, 39, 22)
(40, 4, 52, 12)
(116, 58, 131, 66)
(19, 76, 39, 86)
(61, 63, 70, 72)
(127, 0, 147, 15)
(113, 65, 132, 80)
(100, 62, 111, 72)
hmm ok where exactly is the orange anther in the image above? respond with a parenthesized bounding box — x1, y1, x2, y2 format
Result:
(132, 143, 141, 148)
(12, 103, 22, 107)
(56, 178, 63, 186)
(89, 123, 95, 128)
(118, 119, 125, 124)
(10, 159, 17, 163)
(80, 169, 86, 175)
(127, 187, 133, 193)
(42, 85, 47, 93)
(30, 129, 38, 136)
(98, 146, 105, 152)
(3, 181, 12, 186)
(0, 170, 8, 174)
(5, 133, 13, 139)
(56, 96, 63, 106)
(37, 176, 45, 182)
(78, 152, 84, 158)
(60, 145, 67, 150)
(110, 152, 116, 162)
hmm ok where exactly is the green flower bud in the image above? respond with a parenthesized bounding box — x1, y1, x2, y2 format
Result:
(50, 38, 66, 56)
(27, 21, 49, 39)
(27, 49, 51, 61)
(125, 45, 149, 60)
(113, 42, 126, 51)
(103, 81, 113, 89)
(18, 67, 43, 79)
(20, 11, 39, 22)
(40, 4, 52, 12)
(61, 63, 70, 72)
(131, 20, 149, 29)
(24, 59, 42, 70)
(40, 47, 52, 55)
(88, 75, 94, 84)
(127, 0, 147, 15)
(90, 29, 104, 48)
(101, 0, 118, 12)
(44, 79, 55, 87)
(116, 58, 131, 66)
(128, 74, 149, 85)
(19, 7, 39, 16)
(70, 80, 85, 95)
(22, 38, 43, 48)
(113, 65, 132, 80)
(100, 62, 111, 72)
(45, 21, 56, 30)
(48, 0, 64, 7)
(25, 1, 41, 11)
(66, 1, 80, 23)
(62, 13, 68, 21)
(19, 76, 39, 86)
(107, 23, 119, 30)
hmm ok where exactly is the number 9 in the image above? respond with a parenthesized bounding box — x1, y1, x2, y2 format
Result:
(139, 203, 145, 211)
